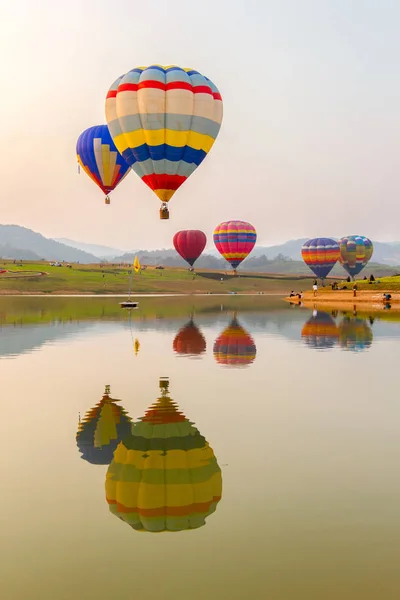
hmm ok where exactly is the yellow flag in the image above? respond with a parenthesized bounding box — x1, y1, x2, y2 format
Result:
(133, 256, 141, 273)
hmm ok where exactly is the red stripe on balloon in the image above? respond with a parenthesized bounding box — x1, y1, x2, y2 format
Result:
(142, 174, 186, 191)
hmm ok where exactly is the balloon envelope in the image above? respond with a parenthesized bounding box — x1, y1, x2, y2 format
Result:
(105, 65, 223, 211)
(213, 221, 257, 270)
(301, 311, 340, 349)
(301, 238, 340, 279)
(338, 236, 373, 277)
(76, 125, 130, 198)
(173, 230, 207, 267)
(338, 317, 373, 351)
(213, 317, 256, 366)
(106, 380, 222, 532)
(173, 320, 206, 356)
(77, 388, 132, 465)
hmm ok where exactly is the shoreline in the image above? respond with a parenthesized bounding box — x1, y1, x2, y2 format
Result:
(284, 289, 400, 311)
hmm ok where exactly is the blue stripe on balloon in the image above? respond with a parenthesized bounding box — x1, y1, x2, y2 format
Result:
(121, 144, 207, 166)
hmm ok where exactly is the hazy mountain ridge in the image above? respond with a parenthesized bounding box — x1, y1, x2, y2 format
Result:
(0, 225, 100, 263)
(54, 237, 125, 258)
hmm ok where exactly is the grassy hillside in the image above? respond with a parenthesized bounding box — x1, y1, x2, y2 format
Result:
(0, 260, 313, 295)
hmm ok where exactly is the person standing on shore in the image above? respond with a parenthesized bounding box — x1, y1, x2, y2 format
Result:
(353, 283, 358, 297)
(313, 280, 318, 297)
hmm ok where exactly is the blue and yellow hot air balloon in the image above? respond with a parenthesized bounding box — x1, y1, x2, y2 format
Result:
(76, 125, 130, 204)
(338, 236, 374, 279)
(106, 378, 222, 532)
(105, 65, 223, 219)
(77, 385, 132, 465)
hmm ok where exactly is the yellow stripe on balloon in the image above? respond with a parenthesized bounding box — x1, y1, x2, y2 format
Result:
(112, 447, 216, 470)
(114, 129, 215, 153)
(154, 189, 177, 201)
(101, 144, 111, 186)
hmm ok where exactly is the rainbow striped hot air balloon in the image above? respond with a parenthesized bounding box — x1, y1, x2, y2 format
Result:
(213, 221, 257, 274)
(301, 238, 340, 282)
(213, 316, 256, 367)
(106, 378, 222, 532)
(301, 311, 340, 350)
(76, 125, 130, 204)
(338, 236, 374, 279)
(106, 65, 223, 219)
(77, 385, 132, 465)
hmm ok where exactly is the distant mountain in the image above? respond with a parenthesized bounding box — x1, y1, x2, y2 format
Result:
(54, 237, 125, 258)
(0, 225, 100, 263)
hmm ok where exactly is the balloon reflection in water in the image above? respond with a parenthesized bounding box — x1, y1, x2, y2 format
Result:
(338, 317, 373, 351)
(301, 310, 340, 349)
(213, 316, 256, 367)
(173, 319, 206, 357)
(106, 378, 222, 532)
(77, 386, 132, 465)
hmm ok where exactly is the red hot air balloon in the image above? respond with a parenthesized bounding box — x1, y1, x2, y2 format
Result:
(173, 319, 206, 357)
(173, 230, 207, 268)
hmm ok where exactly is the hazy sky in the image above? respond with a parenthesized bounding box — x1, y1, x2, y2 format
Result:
(1, 0, 399, 250)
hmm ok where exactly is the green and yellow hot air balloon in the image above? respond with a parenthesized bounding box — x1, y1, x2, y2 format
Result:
(105, 378, 222, 532)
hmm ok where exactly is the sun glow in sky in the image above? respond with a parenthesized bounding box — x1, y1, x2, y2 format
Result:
(1, 0, 399, 250)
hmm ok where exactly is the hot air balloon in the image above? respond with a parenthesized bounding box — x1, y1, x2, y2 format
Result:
(76, 125, 130, 204)
(301, 238, 340, 283)
(106, 378, 222, 532)
(338, 236, 374, 279)
(173, 230, 207, 268)
(76, 385, 132, 465)
(173, 319, 206, 357)
(105, 65, 223, 219)
(301, 310, 340, 349)
(338, 317, 373, 351)
(213, 316, 256, 367)
(213, 221, 257, 274)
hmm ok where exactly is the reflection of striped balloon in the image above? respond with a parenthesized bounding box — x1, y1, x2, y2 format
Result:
(76, 125, 130, 200)
(301, 312, 339, 349)
(77, 387, 132, 465)
(173, 320, 206, 357)
(213, 317, 256, 366)
(106, 65, 223, 213)
(338, 318, 373, 351)
(106, 380, 222, 532)
(338, 236, 373, 278)
(301, 238, 340, 279)
(213, 221, 257, 271)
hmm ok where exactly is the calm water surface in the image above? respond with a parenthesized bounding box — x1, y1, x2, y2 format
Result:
(1, 297, 400, 600)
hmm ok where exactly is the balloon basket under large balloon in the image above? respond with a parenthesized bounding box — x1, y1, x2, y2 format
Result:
(160, 204, 169, 220)
(105, 196, 110, 205)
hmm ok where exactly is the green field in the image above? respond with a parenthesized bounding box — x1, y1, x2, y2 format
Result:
(0, 260, 313, 295)
(319, 275, 400, 292)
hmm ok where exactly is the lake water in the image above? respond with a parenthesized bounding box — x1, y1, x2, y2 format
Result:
(2, 296, 400, 600)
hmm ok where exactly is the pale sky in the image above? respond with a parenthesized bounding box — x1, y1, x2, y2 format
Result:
(1, 0, 399, 250)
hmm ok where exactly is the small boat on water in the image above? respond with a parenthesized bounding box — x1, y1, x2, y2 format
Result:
(120, 256, 140, 309)
(120, 301, 138, 309)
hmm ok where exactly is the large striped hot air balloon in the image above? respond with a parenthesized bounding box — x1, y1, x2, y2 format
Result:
(301, 238, 340, 282)
(338, 236, 374, 279)
(173, 319, 206, 357)
(301, 310, 340, 350)
(76, 385, 132, 465)
(76, 125, 130, 204)
(213, 316, 256, 367)
(173, 230, 207, 268)
(106, 378, 222, 532)
(105, 65, 223, 219)
(338, 317, 373, 352)
(213, 221, 257, 274)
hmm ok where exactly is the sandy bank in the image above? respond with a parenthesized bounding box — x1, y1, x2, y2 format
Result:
(284, 289, 400, 311)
